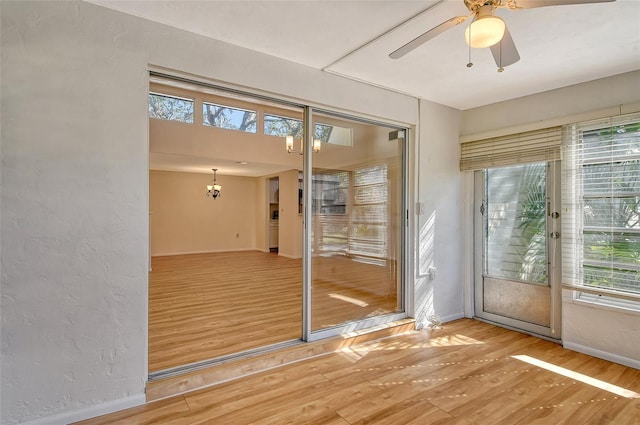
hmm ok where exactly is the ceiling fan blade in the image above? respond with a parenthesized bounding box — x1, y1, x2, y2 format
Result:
(490, 26, 520, 69)
(389, 14, 471, 59)
(509, 0, 615, 9)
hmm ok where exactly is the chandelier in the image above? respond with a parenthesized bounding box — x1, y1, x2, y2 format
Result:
(206, 168, 222, 199)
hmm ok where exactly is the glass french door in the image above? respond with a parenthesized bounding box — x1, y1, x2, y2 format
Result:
(474, 161, 561, 339)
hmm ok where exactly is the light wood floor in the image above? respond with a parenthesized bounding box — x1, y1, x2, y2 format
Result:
(78, 319, 640, 424)
(149, 251, 398, 372)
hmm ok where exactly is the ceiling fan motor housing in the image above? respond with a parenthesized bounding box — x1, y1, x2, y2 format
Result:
(464, 0, 502, 12)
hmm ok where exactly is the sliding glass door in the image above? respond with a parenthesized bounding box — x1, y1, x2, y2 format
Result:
(307, 111, 405, 339)
(148, 74, 408, 378)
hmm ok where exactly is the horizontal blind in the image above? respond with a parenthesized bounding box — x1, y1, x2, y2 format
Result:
(460, 127, 562, 171)
(561, 112, 640, 299)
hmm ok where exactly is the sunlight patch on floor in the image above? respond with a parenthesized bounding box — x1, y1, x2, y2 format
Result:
(427, 334, 486, 347)
(339, 346, 369, 362)
(512, 355, 640, 399)
(329, 293, 368, 307)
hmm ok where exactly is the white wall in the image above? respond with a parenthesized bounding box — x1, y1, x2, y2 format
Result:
(461, 70, 640, 138)
(1, 3, 150, 425)
(149, 170, 257, 256)
(562, 301, 640, 369)
(414, 100, 464, 326)
(461, 71, 640, 367)
(0, 1, 419, 424)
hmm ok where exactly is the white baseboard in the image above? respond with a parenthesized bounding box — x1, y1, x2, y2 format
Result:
(20, 394, 145, 425)
(152, 248, 257, 257)
(563, 341, 640, 370)
(416, 312, 464, 330)
(277, 253, 302, 259)
(440, 312, 465, 323)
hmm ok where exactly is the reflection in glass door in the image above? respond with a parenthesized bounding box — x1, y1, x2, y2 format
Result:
(148, 75, 408, 378)
(308, 112, 405, 337)
(474, 162, 561, 339)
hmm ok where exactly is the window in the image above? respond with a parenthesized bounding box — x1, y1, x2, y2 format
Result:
(562, 113, 640, 304)
(148, 92, 194, 123)
(203, 102, 257, 133)
(316, 123, 353, 147)
(263, 114, 353, 146)
(351, 164, 388, 262)
(264, 114, 303, 138)
(485, 162, 548, 284)
(313, 171, 350, 255)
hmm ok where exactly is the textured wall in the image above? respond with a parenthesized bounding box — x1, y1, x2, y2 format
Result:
(562, 301, 640, 368)
(415, 101, 464, 326)
(0, 1, 419, 423)
(0, 2, 149, 423)
(460, 70, 640, 138)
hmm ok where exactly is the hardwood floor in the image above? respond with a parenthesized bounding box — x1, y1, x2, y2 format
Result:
(77, 319, 640, 425)
(149, 251, 398, 372)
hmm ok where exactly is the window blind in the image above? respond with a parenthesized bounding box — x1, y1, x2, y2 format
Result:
(460, 127, 562, 171)
(561, 112, 640, 301)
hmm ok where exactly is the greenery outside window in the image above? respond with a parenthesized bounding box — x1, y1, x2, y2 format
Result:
(264, 114, 303, 138)
(264, 114, 352, 146)
(148, 92, 194, 123)
(562, 113, 640, 307)
(203, 102, 257, 133)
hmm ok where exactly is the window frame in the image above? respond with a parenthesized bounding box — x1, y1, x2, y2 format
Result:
(561, 114, 640, 309)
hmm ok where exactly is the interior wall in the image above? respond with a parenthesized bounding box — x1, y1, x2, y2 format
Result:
(461, 71, 640, 367)
(0, 1, 419, 424)
(277, 169, 303, 259)
(149, 170, 257, 256)
(415, 100, 464, 327)
(460, 70, 640, 138)
(255, 176, 269, 252)
(1, 3, 150, 425)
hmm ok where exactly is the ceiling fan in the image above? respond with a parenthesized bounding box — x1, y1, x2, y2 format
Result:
(389, 0, 615, 71)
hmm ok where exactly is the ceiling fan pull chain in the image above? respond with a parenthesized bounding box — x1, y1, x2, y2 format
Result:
(466, 23, 474, 68)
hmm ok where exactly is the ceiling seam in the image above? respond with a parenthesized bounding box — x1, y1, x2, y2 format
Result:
(321, 0, 447, 73)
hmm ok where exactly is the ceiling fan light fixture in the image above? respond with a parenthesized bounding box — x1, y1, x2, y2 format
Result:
(465, 15, 506, 48)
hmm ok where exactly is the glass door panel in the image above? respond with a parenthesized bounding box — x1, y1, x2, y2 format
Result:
(309, 113, 404, 332)
(148, 77, 304, 377)
(475, 162, 560, 338)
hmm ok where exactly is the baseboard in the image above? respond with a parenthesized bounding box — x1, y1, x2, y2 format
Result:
(152, 248, 257, 257)
(416, 312, 464, 330)
(440, 312, 465, 323)
(277, 253, 302, 259)
(20, 394, 145, 425)
(563, 341, 640, 370)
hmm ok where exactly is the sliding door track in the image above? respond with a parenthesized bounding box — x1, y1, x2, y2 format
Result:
(148, 338, 304, 381)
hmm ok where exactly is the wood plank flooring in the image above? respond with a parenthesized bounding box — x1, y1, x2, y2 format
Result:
(149, 251, 398, 372)
(77, 319, 640, 425)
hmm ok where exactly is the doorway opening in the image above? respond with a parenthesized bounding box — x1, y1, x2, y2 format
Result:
(147, 73, 409, 378)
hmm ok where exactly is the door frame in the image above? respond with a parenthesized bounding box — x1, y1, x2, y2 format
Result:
(473, 162, 562, 340)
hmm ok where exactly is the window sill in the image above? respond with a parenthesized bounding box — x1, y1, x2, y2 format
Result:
(563, 290, 640, 317)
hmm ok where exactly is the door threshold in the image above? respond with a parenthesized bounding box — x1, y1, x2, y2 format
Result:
(473, 316, 561, 343)
(146, 318, 415, 402)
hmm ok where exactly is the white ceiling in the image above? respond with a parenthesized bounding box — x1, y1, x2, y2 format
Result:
(88, 0, 639, 110)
